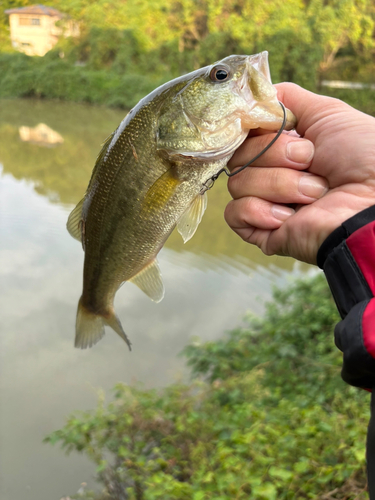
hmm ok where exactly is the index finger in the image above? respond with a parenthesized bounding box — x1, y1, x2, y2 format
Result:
(228, 132, 314, 170)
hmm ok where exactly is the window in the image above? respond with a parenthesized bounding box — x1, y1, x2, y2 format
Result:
(19, 17, 41, 26)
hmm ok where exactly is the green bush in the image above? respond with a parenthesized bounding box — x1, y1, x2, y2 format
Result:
(46, 274, 370, 499)
(183, 273, 345, 407)
(321, 87, 375, 116)
(1, 1, 374, 113)
(0, 52, 159, 107)
(1, 49, 374, 114)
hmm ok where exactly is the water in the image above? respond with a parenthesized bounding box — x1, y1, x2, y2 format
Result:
(0, 99, 312, 500)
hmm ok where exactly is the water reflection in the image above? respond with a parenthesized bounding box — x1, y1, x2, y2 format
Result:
(0, 99, 312, 500)
(19, 123, 64, 146)
(0, 98, 303, 270)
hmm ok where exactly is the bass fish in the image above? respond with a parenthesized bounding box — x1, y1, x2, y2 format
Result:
(67, 52, 296, 350)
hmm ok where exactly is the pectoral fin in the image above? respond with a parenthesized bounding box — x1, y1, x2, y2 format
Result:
(142, 169, 182, 215)
(177, 192, 207, 243)
(67, 198, 84, 242)
(129, 259, 165, 303)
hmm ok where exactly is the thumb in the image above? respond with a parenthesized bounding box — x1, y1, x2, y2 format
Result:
(275, 83, 344, 138)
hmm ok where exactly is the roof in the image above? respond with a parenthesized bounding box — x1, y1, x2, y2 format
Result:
(4, 4, 64, 18)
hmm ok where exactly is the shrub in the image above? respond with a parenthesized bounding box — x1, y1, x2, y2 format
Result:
(46, 274, 370, 499)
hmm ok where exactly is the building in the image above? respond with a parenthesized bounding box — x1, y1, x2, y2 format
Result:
(5, 4, 79, 57)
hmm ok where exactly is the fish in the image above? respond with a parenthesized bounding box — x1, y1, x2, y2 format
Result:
(67, 51, 296, 350)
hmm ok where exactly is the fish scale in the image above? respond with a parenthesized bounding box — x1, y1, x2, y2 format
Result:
(67, 52, 296, 350)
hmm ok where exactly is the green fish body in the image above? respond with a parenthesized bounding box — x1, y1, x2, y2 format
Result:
(67, 52, 296, 349)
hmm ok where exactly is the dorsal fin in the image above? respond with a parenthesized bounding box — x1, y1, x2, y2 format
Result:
(177, 192, 207, 243)
(129, 259, 165, 303)
(67, 198, 84, 242)
(97, 130, 115, 163)
(67, 131, 116, 245)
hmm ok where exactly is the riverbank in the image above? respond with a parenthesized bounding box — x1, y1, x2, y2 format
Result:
(0, 52, 164, 109)
(47, 273, 369, 500)
(2, 51, 375, 115)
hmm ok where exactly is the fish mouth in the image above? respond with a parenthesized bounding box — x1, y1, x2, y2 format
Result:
(241, 52, 297, 131)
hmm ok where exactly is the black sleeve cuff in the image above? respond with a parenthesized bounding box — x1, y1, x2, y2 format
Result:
(317, 205, 375, 268)
(316, 206, 375, 318)
(335, 301, 375, 388)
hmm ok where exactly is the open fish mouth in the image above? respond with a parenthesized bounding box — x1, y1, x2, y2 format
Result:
(240, 52, 296, 130)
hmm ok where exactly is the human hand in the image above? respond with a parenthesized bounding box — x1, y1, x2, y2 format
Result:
(224, 83, 375, 264)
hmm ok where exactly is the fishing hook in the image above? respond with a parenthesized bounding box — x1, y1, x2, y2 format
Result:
(200, 101, 288, 194)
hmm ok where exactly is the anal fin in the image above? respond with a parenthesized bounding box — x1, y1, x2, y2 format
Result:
(129, 259, 165, 303)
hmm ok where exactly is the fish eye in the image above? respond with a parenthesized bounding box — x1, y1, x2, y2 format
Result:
(210, 65, 231, 83)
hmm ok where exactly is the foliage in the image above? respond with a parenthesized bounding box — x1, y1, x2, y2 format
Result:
(46, 274, 370, 499)
(1, 0, 375, 111)
(0, 51, 161, 108)
(183, 273, 345, 407)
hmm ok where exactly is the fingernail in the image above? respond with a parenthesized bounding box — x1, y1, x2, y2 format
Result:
(299, 175, 328, 199)
(271, 205, 295, 221)
(287, 140, 314, 163)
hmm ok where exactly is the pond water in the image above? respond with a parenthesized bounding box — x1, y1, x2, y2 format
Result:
(0, 99, 312, 500)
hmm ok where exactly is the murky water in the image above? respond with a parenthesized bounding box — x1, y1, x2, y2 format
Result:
(0, 99, 312, 500)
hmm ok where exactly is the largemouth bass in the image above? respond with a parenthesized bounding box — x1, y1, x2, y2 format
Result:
(67, 52, 296, 349)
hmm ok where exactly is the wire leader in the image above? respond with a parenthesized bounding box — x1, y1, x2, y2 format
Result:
(200, 101, 287, 193)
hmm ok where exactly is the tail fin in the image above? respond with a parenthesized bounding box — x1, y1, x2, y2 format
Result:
(104, 310, 132, 351)
(75, 298, 132, 350)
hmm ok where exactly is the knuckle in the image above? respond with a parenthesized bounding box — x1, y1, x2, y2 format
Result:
(271, 168, 298, 198)
(254, 231, 273, 255)
(243, 196, 257, 215)
(242, 196, 270, 223)
(227, 170, 248, 197)
(227, 175, 238, 197)
(242, 227, 256, 243)
(269, 168, 283, 191)
(224, 200, 235, 225)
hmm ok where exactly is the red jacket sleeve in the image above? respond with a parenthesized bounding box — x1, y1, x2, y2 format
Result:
(317, 206, 375, 390)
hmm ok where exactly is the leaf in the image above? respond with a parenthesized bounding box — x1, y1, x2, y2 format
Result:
(268, 466, 293, 481)
(96, 460, 107, 473)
